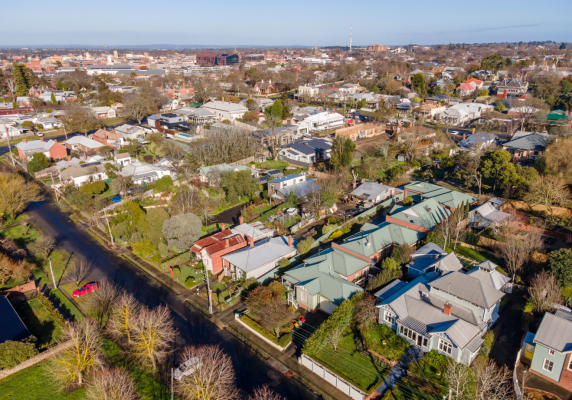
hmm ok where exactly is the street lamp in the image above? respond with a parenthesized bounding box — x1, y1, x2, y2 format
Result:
(48, 257, 57, 289)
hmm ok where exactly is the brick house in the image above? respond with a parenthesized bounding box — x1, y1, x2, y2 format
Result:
(335, 122, 385, 141)
(15, 138, 67, 161)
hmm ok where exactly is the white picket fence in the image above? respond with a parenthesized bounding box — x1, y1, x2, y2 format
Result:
(300, 354, 366, 400)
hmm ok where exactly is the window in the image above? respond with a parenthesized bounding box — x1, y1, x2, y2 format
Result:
(438, 339, 453, 355)
(568, 359, 572, 372)
(384, 311, 395, 324)
(543, 359, 554, 373)
(299, 289, 308, 303)
(549, 349, 555, 356)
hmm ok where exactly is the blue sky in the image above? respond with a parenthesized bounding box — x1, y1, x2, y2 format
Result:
(1, 0, 571, 47)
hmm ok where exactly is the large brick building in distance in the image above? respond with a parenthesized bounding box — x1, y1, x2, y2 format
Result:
(367, 44, 387, 52)
(196, 53, 240, 66)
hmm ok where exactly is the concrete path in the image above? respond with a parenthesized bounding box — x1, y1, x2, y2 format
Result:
(375, 346, 425, 397)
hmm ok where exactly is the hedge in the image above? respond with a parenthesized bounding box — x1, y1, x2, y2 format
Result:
(240, 315, 292, 348)
(160, 250, 190, 268)
(37, 293, 67, 327)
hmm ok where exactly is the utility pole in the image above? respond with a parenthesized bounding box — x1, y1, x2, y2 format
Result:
(50, 172, 59, 202)
(48, 257, 57, 289)
(205, 270, 212, 315)
(5, 127, 15, 166)
(171, 368, 174, 400)
(103, 208, 114, 246)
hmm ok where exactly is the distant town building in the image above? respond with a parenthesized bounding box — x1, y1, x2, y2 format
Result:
(367, 44, 387, 52)
(196, 53, 240, 67)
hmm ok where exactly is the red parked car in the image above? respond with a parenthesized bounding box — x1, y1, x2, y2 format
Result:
(73, 283, 98, 298)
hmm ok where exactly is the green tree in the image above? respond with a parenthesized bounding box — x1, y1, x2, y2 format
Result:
(12, 64, 32, 97)
(79, 181, 108, 195)
(560, 43, 567, 50)
(270, 100, 284, 119)
(140, 207, 169, 246)
(495, 99, 506, 112)
(50, 93, 58, 105)
(481, 55, 506, 72)
(479, 149, 516, 194)
(220, 170, 259, 202)
(0, 338, 38, 369)
(549, 249, 572, 287)
(297, 237, 315, 255)
(27, 153, 50, 175)
(245, 98, 257, 112)
(329, 136, 356, 170)
(154, 175, 174, 193)
(411, 73, 427, 96)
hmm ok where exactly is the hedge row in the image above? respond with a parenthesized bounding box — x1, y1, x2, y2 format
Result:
(240, 315, 292, 348)
(37, 293, 67, 327)
(160, 250, 190, 268)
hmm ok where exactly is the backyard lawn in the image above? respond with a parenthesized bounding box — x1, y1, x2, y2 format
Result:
(254, 160, 289, 172)
(14, 298, 65, 348)
(312, 332, 387, 392)
(0, 362, 86, 400)
(450, 245, 505, 268)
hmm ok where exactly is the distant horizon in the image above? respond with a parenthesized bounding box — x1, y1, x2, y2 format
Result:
(1, 0, 570, 47)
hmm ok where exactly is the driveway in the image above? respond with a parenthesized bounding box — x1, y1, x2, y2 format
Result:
(489, 285, 527, 368)
(24, 199, 316, 399)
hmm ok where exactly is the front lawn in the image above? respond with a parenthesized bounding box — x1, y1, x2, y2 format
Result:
(37, 250, 72, 285)
(360, 323, 408, 362)
(240, 315, 292, 348)
(102, 117, 128, 127)
(312, 332, 386, 393)
(14, 298, 65, 348)
(252, 204, 273, 215)
(254, 160, 289, 172)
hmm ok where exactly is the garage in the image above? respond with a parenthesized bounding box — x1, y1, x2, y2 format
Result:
(319, 297, 336, 314)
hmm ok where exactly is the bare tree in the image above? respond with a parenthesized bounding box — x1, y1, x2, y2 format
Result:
(61, 103, 102, 136)
(398, 130, 422, 161)
(107, 292, 141, 344)
(85, 278, 120, 327)
(355, 294, 378, 326)
(459, 149, 484, 195)
(130, 305, 176, 370)
(172, 185, 201, 214)
(46, 319, 102, 387)
(513, 97, 548, 130)
(86, 367, 137, 400)
(524, 175, 570, 216)
(193, 78, 221, 104)
(0, 172, 44, 219)
(327, 326, 344, 352)
(68, 258, 92, 288)
(259, 297, 295, 338)
(496, 218, 543, 282)
(249, 385, 284, 400)
(445, 360, 472, 400)
(29, 234, 56, 259)
(122, 93, 154, 124)
(4, 77, 16, 99)
(528, 270, 562, 312)
(266, 114, 284, 160)
(111, 176, 132, 196)
(474, 358, 515, 400)
(175, 345, 239, 400)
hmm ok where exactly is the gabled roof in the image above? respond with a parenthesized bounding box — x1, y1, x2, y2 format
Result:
(341, 222, 426, 258)
(64, 136, 104, 149)
(502, 133, 552, 151)
(275, 179, 320, 199)
(303, 247, 369, 278)
(0, 296, 30, 344)
(221, 236, 296, 272)
(16, 139, 55, 152)
(466, 262, 511, 291)
(472, 202, 511, 223)
(390, 198, 451, 231)
(118, 161, 169, 178)
(534, 312, 572, 353)
(191, 229, 246, 255)
(430, 272, 505, 309)
(350, 182, 396, 201)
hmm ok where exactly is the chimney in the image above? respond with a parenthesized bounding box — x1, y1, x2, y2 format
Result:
(249, 237, 254, 247)
(462, 134, 466, 140)
(239, 216, 244, 225)
(40, 138, 44, 142)
(472, 128, 475, 135)
(249, 94, 252, 99)
(288, 236, 293, 247)
(221, 223, 225, 231)
(67, 156, 71, 161)
(83, 154, 87, 161)
(224, 238, 229, 247)
(22, 139, 27, 143)
(443, 303, 452, 315)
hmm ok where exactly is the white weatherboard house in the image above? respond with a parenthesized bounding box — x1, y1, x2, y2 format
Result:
(201, 101, 248, 121)
(117, 161, 172, 185)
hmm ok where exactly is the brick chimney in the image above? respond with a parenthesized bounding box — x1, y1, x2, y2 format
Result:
(443, 303, 452, 315)
(288, 236, 293, 247)
(239, 216, 244, 225)
(67, 156, 71, 161)
(462, 134, 466, 140)
(221, 223, 225, 231)
(83, 154, 87, 161)
(22, 139, 27, 143)
(472, 128, 475, 135)
(249, 237, 254, 247)
(224, 238, 229, 247)
(40, 137, 44, 142)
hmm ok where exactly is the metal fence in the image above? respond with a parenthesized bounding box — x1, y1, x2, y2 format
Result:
(300, 354, 366, 400)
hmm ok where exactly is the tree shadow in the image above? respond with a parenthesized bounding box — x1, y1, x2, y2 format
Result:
(14, 300, 58, 348)
(57, 251, 74, 287)
(46, 288, 76, 322)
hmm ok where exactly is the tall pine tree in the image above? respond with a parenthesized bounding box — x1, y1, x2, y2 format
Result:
(12, 64, 31, 97)
(50, 93, 57, 105)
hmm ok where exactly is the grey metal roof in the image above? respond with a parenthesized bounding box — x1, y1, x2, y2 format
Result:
(534, 313, 572, 353)
(466, 264, 511, 291)
(502, 133, 552, 151)
(430, 272, 504, 309)
(221, 236, 296, 273)
(350, 182, 395, 201)
(555, 308, 572, 323)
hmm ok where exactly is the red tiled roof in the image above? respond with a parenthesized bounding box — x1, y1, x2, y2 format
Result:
(191, 229, 245, 255)
(465, 78, 483, 85)
(457, 83, 475, 90)
(205, 235, 246, 255)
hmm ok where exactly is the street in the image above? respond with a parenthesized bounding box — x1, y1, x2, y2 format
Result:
(25, 198, 316, 399)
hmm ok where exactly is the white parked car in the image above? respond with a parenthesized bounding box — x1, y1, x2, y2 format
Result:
(174, 357, 201, 381)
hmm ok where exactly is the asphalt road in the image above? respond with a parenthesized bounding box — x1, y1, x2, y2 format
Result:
(25, 198, 316, 399)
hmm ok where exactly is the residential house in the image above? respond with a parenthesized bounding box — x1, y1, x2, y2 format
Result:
(254, 80, 280, 94)
(406, 243, 451, 278)
(283, 247, 366, 314)
(0, 295, 31, 345)
(469, 199, 511, 230)
(90, 106, 116, 119)
(501, 131, 553, 162)
(222, 236, 297, 280)
(297, 111, 344, 133)
(377, 258, 505, 366)
(117, 161, 172, 185)
(201, 101, 248, 121)
(268, 174, 320, 201)
(114, 153, 132, 166)
(296, 85, 321, 100)
(521, 309, 572, 391)
(199, 163, 258, 184)
(335, 123, 385, 141)
(91, 128, 126, 147)
(177, 107, 216, 125)
(191, 219, 273, 275)
(34, 117, 62, 129)
(253, 125, 298, 148)
(278, 138, 332, 167)
(496, 79, 529, 96)
(64, 136, 105, 155)
(15, 138, 67, 161)
(114, 124, 146, 140)
(436, 103, 493, 126)
(350, 182, 399, 207)
(60, 162, 108, 187)
(458, 131, 498, 149)
(415, 103, 447, 121)
(466, 261, 511, 292)
(148, 113, 193, 132)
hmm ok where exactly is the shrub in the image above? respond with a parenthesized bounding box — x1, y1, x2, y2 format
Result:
(132, 239, 157, 258)
(240, 315, 292, 348)
(172, 266, 181, 280)
(278, 258, 290, 271)
(79, 181, 108, 195)
(154, 175, 174, 193)
(21, 121, 33, 127)
(253, 196, 262, 205)
(465, 231, 479, 246)
(37, 294, 66, 326)
(424, 350, 449, 371)
(0, 338, 38, 369)
(523, 298, 534, 314)
(322, 224, 338, 235)
(402, 196, 413, 206)
(242, 277, 258, 293)
(328, 217, 337, 224)
(184, 276, 194, 288)
(330, 230, 344, 239)
(297, 238, 315, 255)
(480, 331, 495, 357)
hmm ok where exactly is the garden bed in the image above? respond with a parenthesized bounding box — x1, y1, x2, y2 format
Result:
(239, 315, 292, 349)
